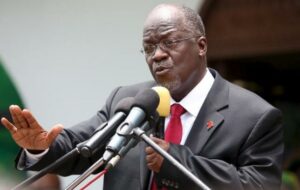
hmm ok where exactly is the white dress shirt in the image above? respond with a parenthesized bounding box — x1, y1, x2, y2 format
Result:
(165, 68, 215, 144)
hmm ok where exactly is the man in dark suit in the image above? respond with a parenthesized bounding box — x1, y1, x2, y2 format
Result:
(1, 3, 283, 190)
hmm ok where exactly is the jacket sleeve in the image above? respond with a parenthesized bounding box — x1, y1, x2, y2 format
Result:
(15, 86, 122, 176)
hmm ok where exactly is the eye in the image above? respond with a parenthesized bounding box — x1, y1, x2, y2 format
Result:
(163, 39, 177, 49)
(143, 44, 156, 54)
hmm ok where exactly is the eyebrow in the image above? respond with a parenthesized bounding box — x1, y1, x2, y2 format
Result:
(143, 30, 182, 43)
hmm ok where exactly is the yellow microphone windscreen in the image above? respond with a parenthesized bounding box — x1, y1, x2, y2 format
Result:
(152, 86, 171, 117)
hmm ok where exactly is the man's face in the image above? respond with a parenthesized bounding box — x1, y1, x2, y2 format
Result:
(142, 8, 206, 100)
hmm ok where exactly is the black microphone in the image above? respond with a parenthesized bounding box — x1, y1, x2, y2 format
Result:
(103, 88, 160, 161)
(104, 86, 171, 170)
(78, 97, 134, 158)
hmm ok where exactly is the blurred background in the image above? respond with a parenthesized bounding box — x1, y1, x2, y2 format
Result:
(0, 0, 299, 189)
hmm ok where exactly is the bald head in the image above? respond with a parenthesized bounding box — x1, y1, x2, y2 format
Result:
(142, 4, 208, 101)
(144, 4, 205, 36)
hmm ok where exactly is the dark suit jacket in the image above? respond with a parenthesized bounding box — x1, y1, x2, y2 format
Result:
(17, 69, 283, 190)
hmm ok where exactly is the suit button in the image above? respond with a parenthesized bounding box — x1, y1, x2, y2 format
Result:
(170, 181, 174, 187)
(165, 180, 170, 186)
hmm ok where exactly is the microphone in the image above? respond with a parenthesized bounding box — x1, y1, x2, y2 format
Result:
(78, 97, 135, 158)
(152, 86, 171, 117)
(103, 86, 171, 161)
(105, 86, 171, 169)
(103, 88, 161, 161)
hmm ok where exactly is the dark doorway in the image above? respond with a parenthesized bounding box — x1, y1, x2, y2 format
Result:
(200, 0, 300, 170)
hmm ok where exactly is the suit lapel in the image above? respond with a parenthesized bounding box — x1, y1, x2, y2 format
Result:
(185, 69, 229, 153)
(185, 105, 225, 152)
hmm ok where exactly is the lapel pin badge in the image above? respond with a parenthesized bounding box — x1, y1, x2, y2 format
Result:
(207, 120, 214, 130)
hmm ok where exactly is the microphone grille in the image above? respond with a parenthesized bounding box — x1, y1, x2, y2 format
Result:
(152, 86, 171, 117)
(133, 89, 160, 116)
(114, 97, 135, 114)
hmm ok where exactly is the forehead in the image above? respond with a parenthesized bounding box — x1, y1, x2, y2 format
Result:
(143, 6, 185, 38)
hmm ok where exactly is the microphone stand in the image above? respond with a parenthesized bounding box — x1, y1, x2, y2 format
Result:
(12, 148, 80, 190)
(132, 127, 211, 190)
(12, 119, 121, 190)
(64, 122, 151, 190)
(64, 157, 105, 190)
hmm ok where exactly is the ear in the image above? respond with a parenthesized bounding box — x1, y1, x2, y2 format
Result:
(197, 36, 207, 57)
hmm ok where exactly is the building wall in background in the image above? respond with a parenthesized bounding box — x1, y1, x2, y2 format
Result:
(0, 1, 201, 189)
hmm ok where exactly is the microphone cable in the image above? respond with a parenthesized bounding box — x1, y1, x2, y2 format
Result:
(79, 168, 108, 190)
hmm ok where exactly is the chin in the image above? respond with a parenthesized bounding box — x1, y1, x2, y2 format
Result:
(157, 77, 181, 95)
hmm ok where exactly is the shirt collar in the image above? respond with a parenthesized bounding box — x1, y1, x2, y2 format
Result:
(170, 68, 215, 117)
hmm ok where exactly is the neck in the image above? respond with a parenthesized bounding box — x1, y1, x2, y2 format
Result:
(171, 69, 207, 102)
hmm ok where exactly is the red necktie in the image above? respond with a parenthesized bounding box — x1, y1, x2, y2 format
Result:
(150, 104, 185, 190)
(164, 104, 186, 144)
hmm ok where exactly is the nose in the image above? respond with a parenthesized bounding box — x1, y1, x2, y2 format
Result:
(152, 45, 168, 61)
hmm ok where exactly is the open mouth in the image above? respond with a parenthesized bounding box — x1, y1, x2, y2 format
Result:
(154, 66, 171, 76)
